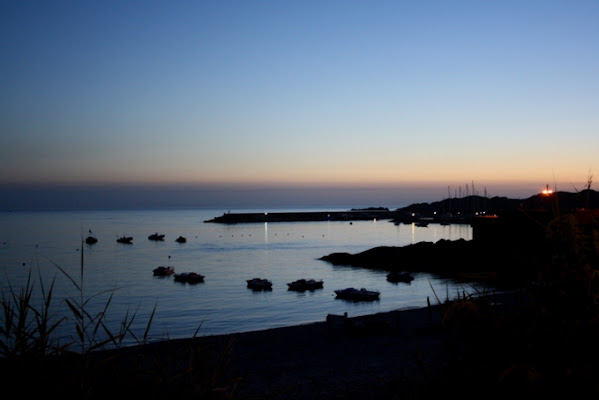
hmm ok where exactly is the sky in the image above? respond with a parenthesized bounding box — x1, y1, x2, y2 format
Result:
(1, 1, 598, 210)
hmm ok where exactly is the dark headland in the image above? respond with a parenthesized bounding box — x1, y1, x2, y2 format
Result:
(316, 189, 599, 287)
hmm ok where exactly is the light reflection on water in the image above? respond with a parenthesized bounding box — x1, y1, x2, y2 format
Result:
(0, 209, 478, 346)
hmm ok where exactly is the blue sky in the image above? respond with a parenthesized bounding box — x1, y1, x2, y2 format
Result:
(1, 1, 598, 210)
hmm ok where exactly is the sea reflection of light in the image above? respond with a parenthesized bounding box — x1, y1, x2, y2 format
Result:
(264, 222, 268, 243)
(431, 225, 440, 241)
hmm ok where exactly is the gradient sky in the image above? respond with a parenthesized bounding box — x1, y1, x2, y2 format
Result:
(1, 1, 598, 210)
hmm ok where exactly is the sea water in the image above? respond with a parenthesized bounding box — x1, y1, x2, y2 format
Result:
(0, 208, 477, 347)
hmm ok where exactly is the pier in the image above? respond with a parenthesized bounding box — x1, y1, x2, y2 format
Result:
(204, 209, 399, 223)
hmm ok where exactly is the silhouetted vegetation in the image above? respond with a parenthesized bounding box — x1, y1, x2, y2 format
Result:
(428, 188, 599, 398)
(0, 243, 235, 399)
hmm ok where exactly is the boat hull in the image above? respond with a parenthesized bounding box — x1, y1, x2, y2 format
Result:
(386, 272, 414, 283)
(174, 273, 204, 283)
(287, 279, 323, 291)
(153, 266, 175, 276)
(334, 288, 380, 301)
(247, 278, 273, 290)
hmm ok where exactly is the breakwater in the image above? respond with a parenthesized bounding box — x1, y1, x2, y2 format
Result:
(204, 209, 398, 223)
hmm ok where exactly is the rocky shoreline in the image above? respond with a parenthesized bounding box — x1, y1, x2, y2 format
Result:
(319, 238, 541, 289)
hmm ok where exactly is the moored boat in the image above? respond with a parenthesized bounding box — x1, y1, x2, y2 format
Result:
(246, 278, 273, 290)
(85, 236, 98, 244)
(287, 279, 324, 291)
(148, 233, 165, 241)
(334, 287, 380, 301)
(175, 236, 187, 243)
(174, 272, 204, 283)
(386, 271, 414, 283)
(153, 266, 175, 276)
(117, 236, 133, 244)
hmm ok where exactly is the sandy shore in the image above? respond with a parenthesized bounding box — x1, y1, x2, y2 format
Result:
(216, 306, 447, 399)
(9, 289, 570, 399)
(96, 301, 450, 399)
(90, 290, 538, 399)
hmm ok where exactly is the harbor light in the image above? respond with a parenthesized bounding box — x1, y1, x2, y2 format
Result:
(541, 185, 553, 195)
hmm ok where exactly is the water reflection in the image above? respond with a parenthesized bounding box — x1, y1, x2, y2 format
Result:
(264, 222, 268, 243)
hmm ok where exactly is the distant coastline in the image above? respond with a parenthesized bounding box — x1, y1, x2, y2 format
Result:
(205, 189, 599, 224)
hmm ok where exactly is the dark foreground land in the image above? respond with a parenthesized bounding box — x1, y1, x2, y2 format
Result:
(3, 191, 599, 399)
(96, 302, 454, 399)
(5, 285, 598, 400)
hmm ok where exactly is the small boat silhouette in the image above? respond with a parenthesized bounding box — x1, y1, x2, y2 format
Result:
(246, 278, 273, 290)
(174, 272, 204, 283)
(287, 279, 324, 291)
(148, 233, 165, 241)
(153, 266, 175, 276)
(117, 236, 133, 244)
(334, 287, 380, 301)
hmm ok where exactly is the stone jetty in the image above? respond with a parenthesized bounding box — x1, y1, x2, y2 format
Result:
(204, 208, 398, 223)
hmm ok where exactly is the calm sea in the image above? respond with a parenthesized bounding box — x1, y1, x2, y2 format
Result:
(0, 208, 479, 348)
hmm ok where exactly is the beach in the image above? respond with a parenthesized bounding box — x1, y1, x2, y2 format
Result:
(2, 299, 455, 400)
(82, 288, 540, 400)
(79, 287, 579, 400)
(4, 285, 598, 399)
(88, 301, 449, 399)
(91, 286, 599, 400)
(218, 307, 447, 399)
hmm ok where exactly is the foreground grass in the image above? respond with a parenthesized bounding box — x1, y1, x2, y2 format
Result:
(0, 242, 237, 399)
